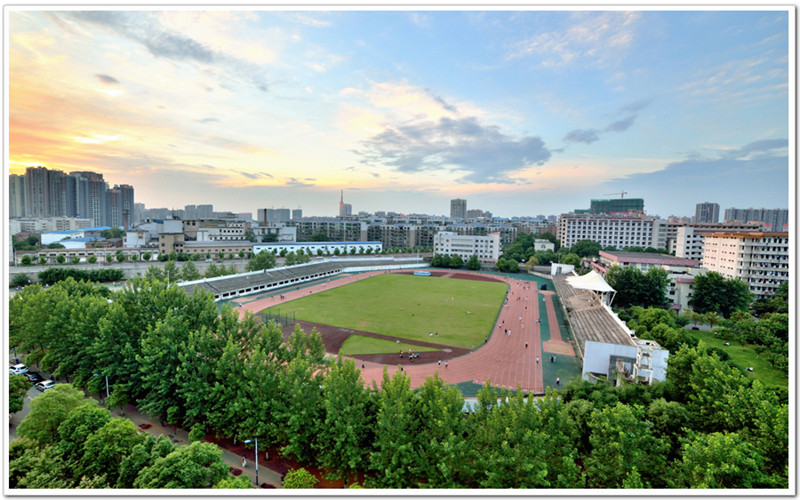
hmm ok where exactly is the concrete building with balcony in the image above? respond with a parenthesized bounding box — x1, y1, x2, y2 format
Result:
(700, 232, 789, 299)
(674, 222, 764, 260)
(433, 231, 500, 265)
(291, 219, 368, 242)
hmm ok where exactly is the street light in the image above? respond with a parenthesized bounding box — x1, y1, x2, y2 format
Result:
(92, 373, 109, 401)
(244, 438, 258, 487)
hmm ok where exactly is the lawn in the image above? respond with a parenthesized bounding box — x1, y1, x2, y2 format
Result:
(262, 273, 508, 349)
(686, 328, 788, 388)
(338, 335, 442, 356)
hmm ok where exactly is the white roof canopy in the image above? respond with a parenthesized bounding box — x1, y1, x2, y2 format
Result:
(566, 270, 616, 293)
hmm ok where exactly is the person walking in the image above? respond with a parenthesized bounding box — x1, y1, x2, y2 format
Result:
(242, 456, 247, 468)
(556, 377, 560, 385)
(445, 360, 448, 368)
(525, 342, 528, 348)
(536, 356, 539, 364)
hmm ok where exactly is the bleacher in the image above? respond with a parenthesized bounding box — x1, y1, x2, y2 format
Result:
(551, 273, 635, 360)
(179, 257, 426, 301)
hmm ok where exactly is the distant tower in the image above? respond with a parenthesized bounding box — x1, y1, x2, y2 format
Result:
(450, 198, 467, 220)
(339, 190, 344, 216)
(339, 190, 352, 217)
(695, 202, 720, 223)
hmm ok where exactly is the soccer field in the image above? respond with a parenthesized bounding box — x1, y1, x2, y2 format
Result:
(264, 273, 508, 349)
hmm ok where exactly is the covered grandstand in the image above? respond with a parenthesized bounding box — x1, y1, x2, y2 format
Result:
(179, 257, 427, 301)
(551, 271, 668, 384)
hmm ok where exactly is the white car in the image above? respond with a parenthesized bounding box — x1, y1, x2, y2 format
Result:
(9, 363, 28, 375)
(35, 380, 55, 392)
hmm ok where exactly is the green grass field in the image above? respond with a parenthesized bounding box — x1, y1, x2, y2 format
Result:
(338, 335, 442, 356)
(686, 329, 787, 388)
(263, 273, 508, 350)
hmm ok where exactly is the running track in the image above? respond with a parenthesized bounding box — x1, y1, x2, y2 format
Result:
(237, 271, 559, 395)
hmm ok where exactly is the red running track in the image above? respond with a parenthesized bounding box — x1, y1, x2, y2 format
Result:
(237, 271, 550, 395)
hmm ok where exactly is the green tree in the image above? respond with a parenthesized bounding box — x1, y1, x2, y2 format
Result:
(310, 232, 329, 242)
(142, 252, 152, 261)
(87, 255, 97, 264)
(143, 265, 166, 282)
(180, 260, 202, 282)
(163, 260, 179, 283)
(17, 383, 87, 446)
(584, 403, 668, 488)
(106, 254, 114, 263)
(449, 254, 464, 268)
(283, 467, 318, 488)
(466, 254, 481, 271)
(213, 476, 252, 488)
(11, 273, 30, 287)
(134, 441, 230, 488)
(561, 252, 581, 266)
(675, 431, 770, 488)
(21, 255, 33, 265)
(247, 251, 276, 272)
(570, 239, 602, 258)
(9, 374, 31, 413)
(315, 358, 374, 485)
(54, 403, 112, 474)
(38, 256, 48, 265)
(690, 271, 753, 318)
(116, 253, 126, 263)
(56, 254, 66, 264)
(71, 256, 81, 264)
(116, 434, 175, 488)
(81, 418, 146, 486)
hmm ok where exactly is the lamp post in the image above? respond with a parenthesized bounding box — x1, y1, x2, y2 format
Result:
(92, 373, 109, 401)
(244, 438, 258, 487)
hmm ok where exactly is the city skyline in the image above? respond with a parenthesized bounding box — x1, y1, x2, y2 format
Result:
(8, 8, 792, 218)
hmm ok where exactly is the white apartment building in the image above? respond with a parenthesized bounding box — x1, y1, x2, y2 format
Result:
(700, 232, 789, 299)
(557, 214, 665, 250)
(433, 231, 500, 264)
(674, 222, 763, 260)
(252, 241, 382, 256)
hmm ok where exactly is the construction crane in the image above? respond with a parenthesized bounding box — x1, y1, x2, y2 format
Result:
(604, 190, 628, 199)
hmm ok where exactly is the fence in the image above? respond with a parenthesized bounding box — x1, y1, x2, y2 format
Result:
(262, 310, 297, 328)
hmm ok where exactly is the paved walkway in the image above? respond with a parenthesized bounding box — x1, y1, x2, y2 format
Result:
(238, 272, 570, 394)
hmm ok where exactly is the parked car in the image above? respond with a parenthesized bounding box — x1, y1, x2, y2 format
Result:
(26, 371, 44, 383)
(9, 364, 28, 375)
(35, 380, 55, 392)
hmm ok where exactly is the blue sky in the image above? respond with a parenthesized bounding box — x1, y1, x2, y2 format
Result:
(8, 8, 792, 218)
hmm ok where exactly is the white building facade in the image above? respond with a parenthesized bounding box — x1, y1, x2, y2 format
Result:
(700, 232, 789, 299)
(557, 213, 665, 250)
(433, 231, 500, 264)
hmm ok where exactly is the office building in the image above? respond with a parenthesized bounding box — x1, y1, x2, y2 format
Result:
(700, 232, 789, 300)
(450, 198, 467, 220)
(695, 202, 720, 223)
(557, 213, 664, 250)
(674, 222, 764, 260)
(197, 204, 214, 218)
(10, 174, 26, 218)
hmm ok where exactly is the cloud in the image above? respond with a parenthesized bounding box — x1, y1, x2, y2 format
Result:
(197, 117, 219, 123)
(286, 177, 314, 187)
(94, 74, 119, 85)
(564, 99, 650, 144)
(563, 129, 600, 144)
(604, 139, 789, 214)
(60, 11, 271, 92)
(234, 170, 272, 180)
(356, 115, 551, 184)
(508, 11, 641, 69)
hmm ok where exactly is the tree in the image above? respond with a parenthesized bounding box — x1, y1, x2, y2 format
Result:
(21, 255, 32, 265)
(283, 468, 318, 488)
(11, 273, 30, 287)
(130, 254, 139, 262)
(17, 383, 87, 446)
(449, 254, 464, 269)
(87, 255, 97, 264)
(54, 403, 112, 473)
(213, 476, 252, 488)
(38, 256, 48, 265)
(561, 253, 581, 266)
(584, 403, 668, 488)
(606, 265, 669, 309)
(261, 233, 278, 243)
(10, 374, 31, 413)
(134, 441, 230, 488)
(116, 435, 175, 488)
(71, 256, 81, 264)
(116, 253, 126, 263)
(466, 254, 481, 271)
(690, 272, 753, 318)
(80, 418, 146, 485)
(675, 431, 770, 488)
(142, 252, 152, 261)
(163, 260, 179, 283)
(180, 260, 202, 282)
(56, 255, 66, 264)
(144, 265, 166, 282)
(316, 358, 374, 485)
(570, 239, 602, 258)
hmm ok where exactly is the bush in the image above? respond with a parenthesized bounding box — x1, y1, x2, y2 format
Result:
(283, 468, 318, 489)
(20, 255, 32, 266)
(11, 274, 30, 288)
(87, 255, 98, 264)
(38, 267, 124, 286)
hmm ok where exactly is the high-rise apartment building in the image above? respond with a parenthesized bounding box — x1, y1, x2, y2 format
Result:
(695, 202, 720, 223)
(184, 205, 198, 219)
(257, 208, 291, 224)
(723, 208, 789, 231)
(24, 166, 51, 218)
(197, 204, 214, 218)
(450, 198, 467, 219)
(9, 174, 26, 218)
(292, 209, 303, 220)
(674, 222, 763, 260)
(700, 232, 789, 299)
(71, 171, 107, 226)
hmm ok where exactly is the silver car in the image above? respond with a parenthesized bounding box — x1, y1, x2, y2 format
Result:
(35, 380, 55, 392)
(9, 363, 28, 375)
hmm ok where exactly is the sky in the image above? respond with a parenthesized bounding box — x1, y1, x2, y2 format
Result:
(6, 7, 793, 219)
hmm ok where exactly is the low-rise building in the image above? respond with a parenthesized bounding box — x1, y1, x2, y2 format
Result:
(252, 241, 382, 256)
(557, 213, 665, 250)
(433, 231, 500, 265)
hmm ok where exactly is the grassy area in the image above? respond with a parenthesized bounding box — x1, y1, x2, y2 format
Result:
(686, 329, 787, 387)
(263, 273, 508, 349)
(339, 335, 442, 356)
